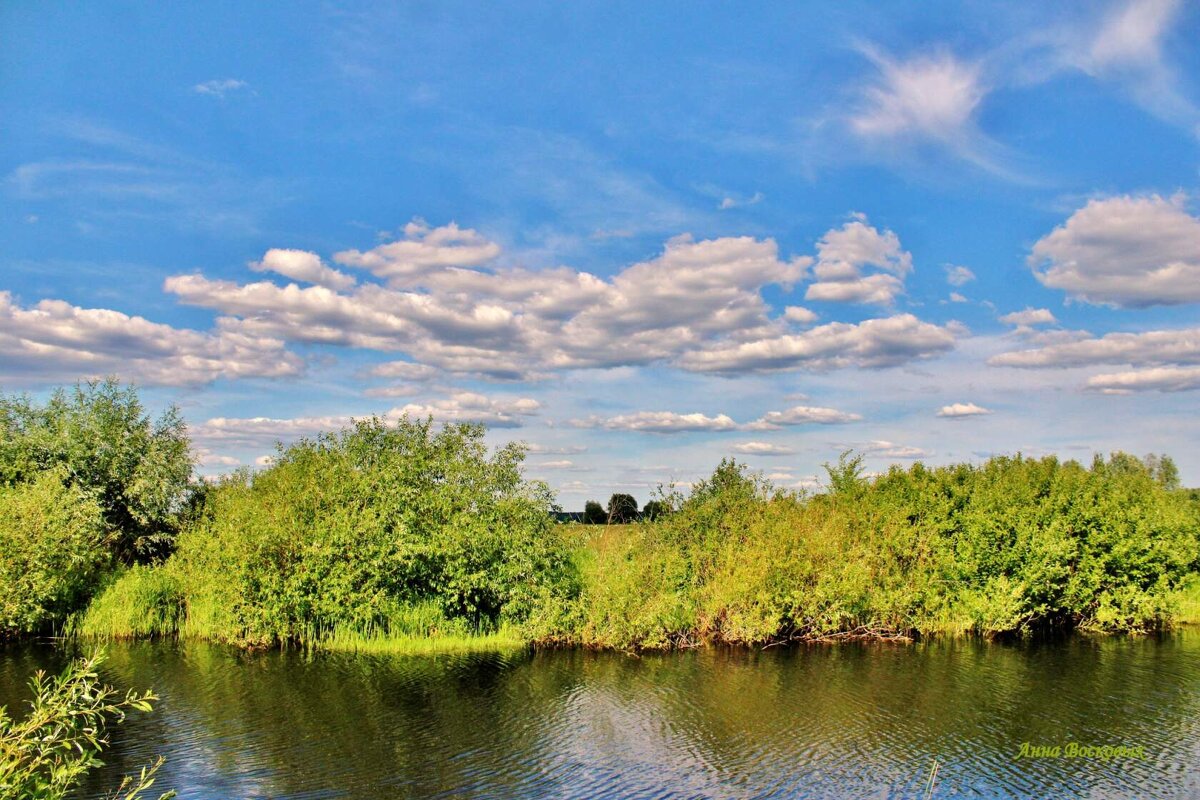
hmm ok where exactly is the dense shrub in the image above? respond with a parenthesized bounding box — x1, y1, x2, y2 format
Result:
(0, 471, 108, 635)
(0, 380, 191, 562)
(569, 454, 1200, 649)
(171, 417, 578, 645)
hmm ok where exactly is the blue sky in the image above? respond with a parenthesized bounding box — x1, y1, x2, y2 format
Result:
(3, 0, 1199, 503)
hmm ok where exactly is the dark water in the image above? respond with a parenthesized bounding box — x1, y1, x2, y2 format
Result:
(2, 632, 1199, 799)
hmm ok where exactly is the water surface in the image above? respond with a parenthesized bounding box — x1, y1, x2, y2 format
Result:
(2, 632, 1198, 799)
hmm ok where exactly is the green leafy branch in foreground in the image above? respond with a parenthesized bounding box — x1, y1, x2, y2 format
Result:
(0, 652, 174, 800)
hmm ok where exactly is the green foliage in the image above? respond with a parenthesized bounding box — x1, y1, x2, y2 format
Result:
(0, 379, 192, 562)
(569, 452, 1200, 649)
(582, 500, 607, 524)
(0, 652, 174, 800)
(642, 499, 668, 521)
(607, 493, 638, 524)
(168, 416, 577, 646)
(0, 472, 108, 635)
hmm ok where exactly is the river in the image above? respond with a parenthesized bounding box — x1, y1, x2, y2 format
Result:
(2, 631, 1199, 799)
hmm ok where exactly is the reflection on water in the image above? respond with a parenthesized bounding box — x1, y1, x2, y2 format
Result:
(2, 632, 1199, 799)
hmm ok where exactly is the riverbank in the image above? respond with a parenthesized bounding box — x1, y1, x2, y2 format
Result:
(5, 385, 1199, 656)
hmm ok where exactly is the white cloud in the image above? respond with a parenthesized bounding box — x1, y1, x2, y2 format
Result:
(251, 249, 356, 291)
(859, 440, 931, 459)
(852, 51, 985, 141)
(0, 291, 301, 387)
(783, 306, 818, 325)
(949, 292, 968, 303)
(193, 392, 540, 449)
(572, 411, 740, 434)
(1067, 0, 1198, 130)
(805, 216, 912, 306)
(334, 219, 502, 285)
(999, 308, 1057, 326)
(945, 265, 976, 286)
(192, 414, 353, 447)
(731, 441, 796, 456)
(194, 79, 249, 98)
(523, 443, 587, 455)
(394, 392, 541, 428)
(1029, 194, 1200, 307)
(678, 314, 959, 374)
(1086, 0, 1180, 70)
(748, 405, 863, 429)
(532, 459, 592, 471)
(988, 327, 1200, 368)
(366, 361, 441, 381)
(718, 191, 764, 210)
(1085, 365, 1200, 393)
(937, 402, 993, 418)
(362, 384, 424, 398)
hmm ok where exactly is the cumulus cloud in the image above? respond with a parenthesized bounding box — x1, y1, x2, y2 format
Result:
(1028, 195, 1200, 307)
(394, 392, 541, 428)
(1085, 365, 1200, 393)
(988, 327, 1200, 368)
(366, 361, 441, 381)
(251, 248, 356, 291)
(678, 314, 959, 374)
(334, 219, 502, 285)
(193, 392, 540, 450)
(945, 265, 976, 286)
(192, 414, 353, 448)
(999, 308, 1057, 326)
(747, 405, 863, 429)
(731, 441, 796, 455)
(0, 291, 301, 387)
(937, 402, 993, 418)
(805, 216, 912, 306)
(523, 443, 587, 455)
(572, 411, 740, 434)
(859, 440, 931, 458)
(783, 306, 818, 326)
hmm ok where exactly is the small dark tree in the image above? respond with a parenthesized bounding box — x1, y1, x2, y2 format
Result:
(642, 499, 667, 521)
(607, 493, 638, 524)
(582, 500, 607, 524)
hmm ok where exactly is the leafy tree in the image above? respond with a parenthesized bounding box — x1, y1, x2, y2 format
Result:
(642, 499, 668, 521)
(823, 450, 866, 497)
(583, 500, 607, 525)
(1143, 453, 1181, 490)
(607, 493, 638, 524)
(0, 379, 192, 562)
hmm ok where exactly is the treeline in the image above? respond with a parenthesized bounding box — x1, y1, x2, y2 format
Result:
(1, 381, 1198, 651)
(569, 494, 667, 525)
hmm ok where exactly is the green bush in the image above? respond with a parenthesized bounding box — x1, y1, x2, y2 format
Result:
(171, 416, 578, 646)
(568, 453, 1200, 649)
(0, 471, 108, 635)
(0, 379, 192, 562)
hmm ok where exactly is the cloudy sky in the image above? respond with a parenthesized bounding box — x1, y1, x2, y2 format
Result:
(3, 1, 1199, 502)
